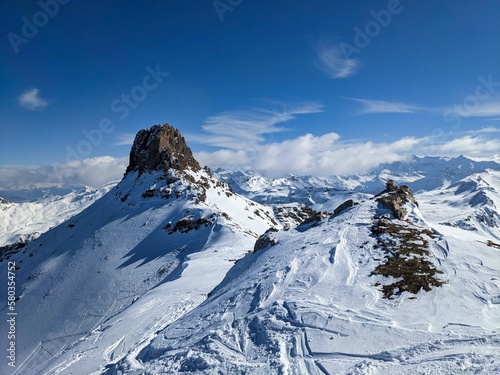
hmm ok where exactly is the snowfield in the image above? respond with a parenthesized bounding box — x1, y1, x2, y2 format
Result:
(109, 189, 500, 374)
(0, 156, 499, 374)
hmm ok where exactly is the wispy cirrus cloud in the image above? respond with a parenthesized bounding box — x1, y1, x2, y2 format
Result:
(346, 97, 424, 115)
(315, 39, 359, 79)
(187, 101, 324, 150)
(113, 133, 136, 146)
(18, 88, 48, 110)
(446, 100, 500, 118)
(466, 127, 500, 134)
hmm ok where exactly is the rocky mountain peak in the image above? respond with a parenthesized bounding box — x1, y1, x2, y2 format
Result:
(126, 123, 200, 175)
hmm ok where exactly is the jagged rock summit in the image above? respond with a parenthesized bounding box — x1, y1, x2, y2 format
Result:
(126, 123, 200, 175)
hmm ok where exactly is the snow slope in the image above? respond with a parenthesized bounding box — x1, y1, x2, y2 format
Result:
(112, 189, 500, 374)
(0, 183, 116, 247)
(417, 169, 500, 241)
(0, 168, 279, 375)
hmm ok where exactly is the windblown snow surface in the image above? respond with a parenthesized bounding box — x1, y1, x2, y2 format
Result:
(106, 173, 500, 374)
(1, 157, 499, 374)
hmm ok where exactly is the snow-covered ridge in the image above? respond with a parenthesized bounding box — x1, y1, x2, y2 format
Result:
(111, 184, 500, 374)
(0, 160, 282, 375)
(215, 155, 500, 201)
(417, 169, 500, 241)
(0, 183, 116, 247)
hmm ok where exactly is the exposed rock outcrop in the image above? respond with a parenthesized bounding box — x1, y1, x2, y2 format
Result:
(254, 228, 278, 252)
(333, 199, 358, 216)
(126, 123, 200, 175)
(370, 217, 443, 299)
(164, 215, 215, 235)
(375, 180, 418, 220)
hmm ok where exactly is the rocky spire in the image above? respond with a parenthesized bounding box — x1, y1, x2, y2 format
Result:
(126, 123, 201, 175)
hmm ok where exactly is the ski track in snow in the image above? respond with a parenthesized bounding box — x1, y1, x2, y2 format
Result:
(339, 226, 356, 287)
(126, 185, 500, 374)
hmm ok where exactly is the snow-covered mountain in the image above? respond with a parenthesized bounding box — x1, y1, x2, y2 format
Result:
(1, 125, 499, 375)
(0, 124, 279, 375)
(215, 155, 500, 202)
(0, 182, 116, 248)
(215, 155, 500, 241)
(418, 169, 500, 241)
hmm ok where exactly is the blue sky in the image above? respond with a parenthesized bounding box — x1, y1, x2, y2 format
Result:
(1, 0, 500, 184)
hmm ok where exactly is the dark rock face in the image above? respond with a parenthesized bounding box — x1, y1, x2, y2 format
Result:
(333, 199, 357, 216)
(165, 216, 215, 235)
(126, 124, 200, 175)
(254, 228, 278, 252)
(375, 180, 419, 220)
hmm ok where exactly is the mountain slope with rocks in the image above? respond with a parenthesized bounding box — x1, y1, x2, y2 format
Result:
(0, 124, 279, 375)
(110, 181, 500, 374)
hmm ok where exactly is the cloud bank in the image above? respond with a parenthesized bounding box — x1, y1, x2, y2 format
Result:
(195, 132, 500, 178)
(0, 156, 128, 190)
(196, 133, 423, 177)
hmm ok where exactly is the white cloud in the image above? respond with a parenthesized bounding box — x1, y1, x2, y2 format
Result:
(466, 127, 500, 134)
(0, 156, 128, 190)
(197, 133, 422, 177)
(447, 101, 500, 118)
(254, 134, 420, 176)
(196, 149, 251, 170)
(18, 88, 48, 110)
(424, 136, 500, 158)
(188, 101, 324, 150)
(315, 40, 359, 79)
(56, 156, 128, 187)
(114, 133, 136, 146)
(346, 98, 423, 114)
